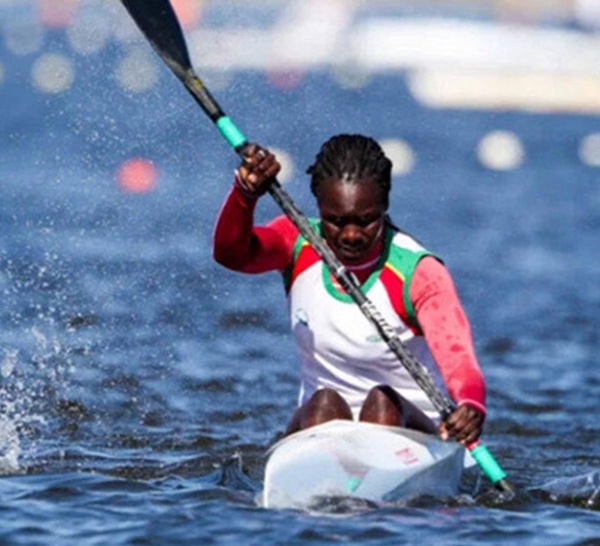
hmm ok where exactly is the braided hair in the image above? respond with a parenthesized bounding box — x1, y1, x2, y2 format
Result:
(306, 134, 392, 209)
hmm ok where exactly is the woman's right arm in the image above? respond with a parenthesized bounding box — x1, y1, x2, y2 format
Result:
(212, 145, 297, 273)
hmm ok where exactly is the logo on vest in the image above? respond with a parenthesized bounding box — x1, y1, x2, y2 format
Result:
(295, 309, 309, 327)
(366, 334, 383, 343)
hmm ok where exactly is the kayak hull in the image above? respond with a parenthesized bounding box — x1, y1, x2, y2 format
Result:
(262, 420, 467, 509)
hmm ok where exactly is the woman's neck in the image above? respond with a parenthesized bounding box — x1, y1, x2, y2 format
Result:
(336, 235, 385, 285)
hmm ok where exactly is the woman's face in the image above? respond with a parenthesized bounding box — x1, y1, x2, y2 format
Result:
(316, 177, 387, 265)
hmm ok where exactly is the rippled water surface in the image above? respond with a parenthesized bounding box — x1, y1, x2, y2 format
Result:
(1, 14, 599, 546)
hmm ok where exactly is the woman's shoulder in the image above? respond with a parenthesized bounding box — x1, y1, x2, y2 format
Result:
(388, 225, 431, 255)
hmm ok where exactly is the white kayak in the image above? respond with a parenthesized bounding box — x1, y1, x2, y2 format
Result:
(262, 420, 469, 510)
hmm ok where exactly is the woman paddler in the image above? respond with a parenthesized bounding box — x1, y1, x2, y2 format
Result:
(213, 134, 486, 445)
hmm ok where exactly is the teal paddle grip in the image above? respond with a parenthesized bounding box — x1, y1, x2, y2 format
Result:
(470, 444, 507, 484)
(216, 116, 247, 149)
(346, 476, 362, 493)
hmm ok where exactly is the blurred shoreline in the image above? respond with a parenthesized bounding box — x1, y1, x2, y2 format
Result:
(1, 0, 600, 114)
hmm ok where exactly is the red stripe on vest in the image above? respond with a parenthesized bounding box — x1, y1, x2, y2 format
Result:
(379, 265, 420, 335)
(288, 244, 320, 293)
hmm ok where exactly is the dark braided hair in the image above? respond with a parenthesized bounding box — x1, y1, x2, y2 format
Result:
(306, 134, 392, 209)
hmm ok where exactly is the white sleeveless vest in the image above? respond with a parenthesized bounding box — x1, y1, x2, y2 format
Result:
(285, 224, 446, 421)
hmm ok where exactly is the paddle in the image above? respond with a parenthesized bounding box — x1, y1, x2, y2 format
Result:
(119, 0, 514, 496)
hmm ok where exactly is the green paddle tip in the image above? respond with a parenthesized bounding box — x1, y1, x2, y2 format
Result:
(470, 443, 515, 495)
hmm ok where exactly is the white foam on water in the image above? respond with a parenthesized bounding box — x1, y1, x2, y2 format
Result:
(0, 321, 76, 475)
(0, 416, 21, 475)
(0, 350, 22, 474)
(541, 471, 600, 509)
(0, 349, 17, 379)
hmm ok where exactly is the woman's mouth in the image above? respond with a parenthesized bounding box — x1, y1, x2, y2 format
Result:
(336, 244, 365, 262)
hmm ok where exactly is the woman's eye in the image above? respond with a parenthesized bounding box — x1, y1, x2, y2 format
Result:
(357, 216, 379, 227)
(325, 215, 380, 228)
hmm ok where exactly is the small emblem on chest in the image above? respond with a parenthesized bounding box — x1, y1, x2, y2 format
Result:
(295, 308, 309, 327)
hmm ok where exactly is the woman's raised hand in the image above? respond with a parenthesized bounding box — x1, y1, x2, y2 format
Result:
(236, 144, 281, 196)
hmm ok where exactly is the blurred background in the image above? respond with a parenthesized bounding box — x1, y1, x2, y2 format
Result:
(2, 0, 600, 186)
(1, 1, 600, 243)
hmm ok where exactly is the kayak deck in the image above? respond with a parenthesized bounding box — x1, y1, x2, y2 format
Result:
(262, 420, 467, 510)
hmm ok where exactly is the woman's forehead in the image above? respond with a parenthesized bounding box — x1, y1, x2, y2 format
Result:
(317, 178, 385, 210)
(319, 175, 382, 192)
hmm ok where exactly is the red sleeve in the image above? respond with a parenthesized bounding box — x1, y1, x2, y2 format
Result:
(212, 178, 299, 273)
(410, 256, 486, 414)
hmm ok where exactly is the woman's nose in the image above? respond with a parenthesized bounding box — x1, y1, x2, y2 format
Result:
(340, 223, 362, 243)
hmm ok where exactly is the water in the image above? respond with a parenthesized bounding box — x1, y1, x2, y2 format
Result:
(1, 12, 599, 546)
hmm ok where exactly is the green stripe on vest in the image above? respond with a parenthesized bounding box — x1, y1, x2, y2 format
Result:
(385, 243, 434, 330)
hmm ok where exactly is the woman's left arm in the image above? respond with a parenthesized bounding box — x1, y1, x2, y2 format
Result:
(410, 256, 486, 444)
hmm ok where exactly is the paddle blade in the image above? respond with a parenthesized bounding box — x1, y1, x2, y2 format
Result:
(120, 0, 192, 79)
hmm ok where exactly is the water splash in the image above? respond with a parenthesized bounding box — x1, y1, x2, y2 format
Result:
(0, 414, 21, 475)
(0, 349, 22, 474)
(1, 348, 18, 379)
(0, 324, 78, 474)
(537, 471, 600, 510)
